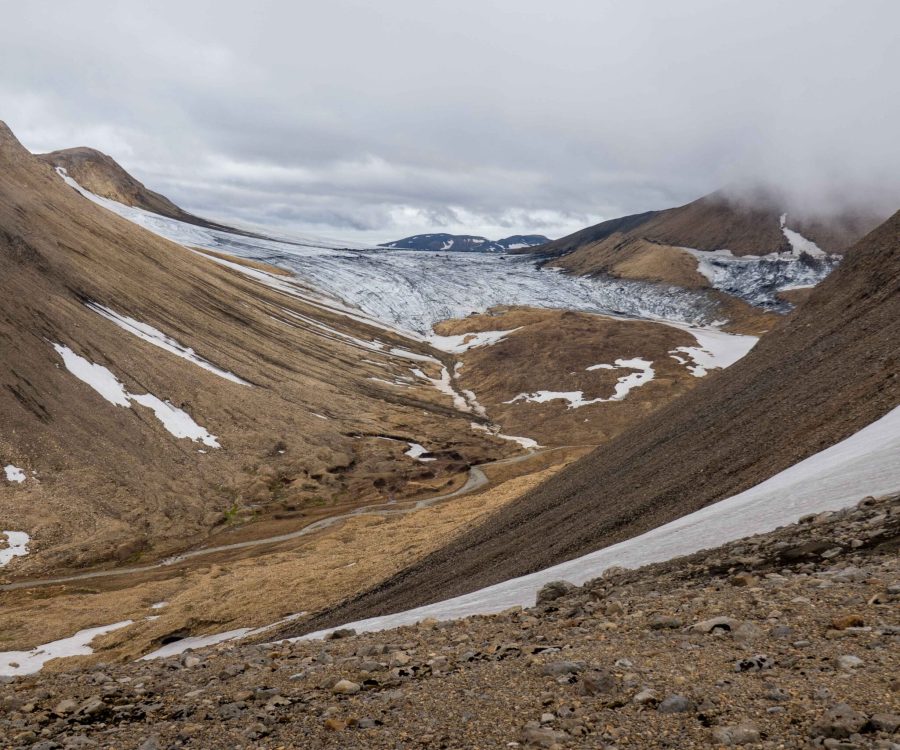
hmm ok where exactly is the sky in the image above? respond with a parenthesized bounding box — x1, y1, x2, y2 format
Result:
(2, 0, 898, 244)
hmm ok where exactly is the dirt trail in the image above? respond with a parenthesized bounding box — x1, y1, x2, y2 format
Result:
(0, 448, 572, 592)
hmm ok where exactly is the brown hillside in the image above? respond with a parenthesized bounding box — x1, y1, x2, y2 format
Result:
(291, 208, 900, 634)
(518, 191, 886, 289)
(0, 122, 514, 576)
(37, 146, 234, 232)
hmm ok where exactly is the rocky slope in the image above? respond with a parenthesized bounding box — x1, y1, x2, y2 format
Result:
(1, 492, 896, 749)
(380, 233, 550, 253)
(292, 209, 900, 632)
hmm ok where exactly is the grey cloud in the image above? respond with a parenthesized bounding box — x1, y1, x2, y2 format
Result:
(2, 0, 898, 243)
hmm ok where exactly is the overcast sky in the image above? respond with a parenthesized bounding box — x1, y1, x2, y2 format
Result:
(2, 0, 898, 243)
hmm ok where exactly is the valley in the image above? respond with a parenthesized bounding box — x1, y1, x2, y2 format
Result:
(1, 122, 897, 750)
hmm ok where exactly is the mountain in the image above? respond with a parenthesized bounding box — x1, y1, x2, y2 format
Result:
(379, 232, 550, 253)
(521, 189, 883, 259)
(287, 206, 900, 634)
(36, 146, 240, 232)
(0, 122, 514, 575)
(513, 190, 886, 309)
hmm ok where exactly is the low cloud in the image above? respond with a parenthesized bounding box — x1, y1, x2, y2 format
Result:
(3, 0, 898, 242)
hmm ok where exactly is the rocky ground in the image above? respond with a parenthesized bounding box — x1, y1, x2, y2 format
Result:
(2, 493, 896, 749)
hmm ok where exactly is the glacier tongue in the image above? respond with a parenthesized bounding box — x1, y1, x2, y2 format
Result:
(687, 247, 839, 310)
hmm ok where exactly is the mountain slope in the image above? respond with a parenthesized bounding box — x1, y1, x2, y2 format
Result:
(524, 190, 883, 260)
(291, 207, 900, 633)
(36, 147, 236, 231)
(0, 122, 510, 575)
(511, 190, 886, 311)
(379, 233, 549, 252)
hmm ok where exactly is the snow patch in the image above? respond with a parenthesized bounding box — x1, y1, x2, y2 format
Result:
(129, 394, 220, 448)
(52, 343, 220, 448)
(140, 629, 251, 660)
(506, 358, 656, 408)
(427, 329, 518, 354)
(0, 620, 133, 677)
(470, 422, 540, 449)
(52, 343, 130, 407)
(405, 443, 436, 462)
(3, 465, 26, 484)
(780, 213, 826, 258)
(87, 303, 250, 385)
(585, 358, 655, 400)
(141, 614, 304, 660)
(669, 327, 758, 377)
(505, 390, 599, 409)
(0, 531, 30, 566)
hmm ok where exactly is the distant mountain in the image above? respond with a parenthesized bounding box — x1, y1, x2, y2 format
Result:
(379, 233, 550, 253)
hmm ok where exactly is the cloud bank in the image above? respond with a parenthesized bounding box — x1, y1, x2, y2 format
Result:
(2, 0, 898, 242)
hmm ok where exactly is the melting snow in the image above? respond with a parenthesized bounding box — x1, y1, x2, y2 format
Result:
(782, 227, 827, 258)
(0, 620, 133, 677)
(3, 465, 26, 483)
(669, 327, 758, 377)
(129, 394, 220, 448)
(0, 531, 30, 566)
(471, 423, 541, 450)
(427, 329, 518, 354)
(141, 614, 304, 660)
(52, 343, 130, 407)
(302, 404, 900, 638)
(52, 343, 220, 448)
(507, 358, 657, 409)
(140, 629, 252, 660)
(506, 391, 600, 409)
(405, 443, 436, 462)
(585, 358, 655, 400)
(87, 303, 250, 385)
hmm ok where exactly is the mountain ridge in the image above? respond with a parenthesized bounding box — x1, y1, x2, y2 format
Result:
(380, 232, 550, 253)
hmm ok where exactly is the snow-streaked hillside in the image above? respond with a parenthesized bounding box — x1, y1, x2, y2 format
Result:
(303, 404, 900, 638)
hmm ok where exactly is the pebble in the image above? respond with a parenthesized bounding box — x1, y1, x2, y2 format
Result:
(831, 614, 865, 630)
(648, 614, 682, 630)
(540, 661, 583, 677)
(535, 580, 575, 605)
(331, 679, 361, 695)
(811, 703, 867, 739)
(836, 654, 864, 670)
(657, 695, 693, 714)
(711, 722, 761, 745)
